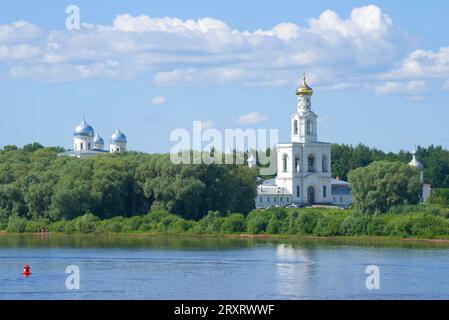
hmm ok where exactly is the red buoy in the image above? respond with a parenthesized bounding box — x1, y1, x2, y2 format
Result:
(22, 264, 31, 276)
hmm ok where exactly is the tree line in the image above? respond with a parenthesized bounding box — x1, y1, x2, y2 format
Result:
(0, 143, 257, 226)
(1, 142, 449, 225)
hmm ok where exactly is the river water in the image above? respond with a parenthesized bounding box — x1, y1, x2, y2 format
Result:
(0, 235, 448, 300)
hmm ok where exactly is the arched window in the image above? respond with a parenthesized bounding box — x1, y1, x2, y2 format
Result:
(323, 185, 327, 198)
(308, 154, 315, 172)
(306, 120, 312, 135)
(293, 120, 298, 135)
(322, 155, 328, 172)
(80, 142, 84, 150)
(296, 186, 300, 198)
(282, 154, 288, 172)
(295, 155, 300, 172)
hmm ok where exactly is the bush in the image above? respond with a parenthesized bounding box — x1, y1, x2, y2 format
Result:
(289, 210, 322, 235)
(246, 210, 270, 234)
(221, 213, 246, 233)
(366, 215, 390, 236)
(195, 211, 224, 233)
(7, 215, 27, 233)
(49, 221, 66, 232)
(428, 188, 449, 206)
(124, 216, 143, 231)
(339, 214, 370, 236)
(25, 219, 50, 233)
(73, 212, 100, 233)
(314, 214, 346, 236)
(384, 213, 449, 237)
(266, 208, 288, 234)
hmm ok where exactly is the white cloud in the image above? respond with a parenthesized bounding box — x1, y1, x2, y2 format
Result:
(0, 5, 409, 86)
(236, 112, 267, 125)
(149, 96, 167, 105)
(0, 21, 41, 43)
(386, 46, 449, 80)
(374, 81, 426, 96)
(3, 4, 449, 99)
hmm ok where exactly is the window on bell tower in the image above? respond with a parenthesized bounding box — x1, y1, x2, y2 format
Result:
(306, 120, 312, 135)
(294, 120, 298, 135)
(295, 155, 300, 172)
(322, 155, 328, 172)
(282, 154, 288, 172)
(308, 154, 315, 172)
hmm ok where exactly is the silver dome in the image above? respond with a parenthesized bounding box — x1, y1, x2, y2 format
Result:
(111, 128, 127, 143)
(94, 133, 104, 145)
(74, 118, 94, 137)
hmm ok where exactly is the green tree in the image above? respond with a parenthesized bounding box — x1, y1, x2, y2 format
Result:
(349, 161, 422, 214)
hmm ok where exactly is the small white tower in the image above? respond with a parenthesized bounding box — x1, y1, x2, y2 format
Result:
(73, 118, 94, 152)
(110, 128, 127, 153)
(409, 148, 424, 183)
(291, 75, 317, 143)
(247, 154, 257, 168)
(93, 133, 104, 151)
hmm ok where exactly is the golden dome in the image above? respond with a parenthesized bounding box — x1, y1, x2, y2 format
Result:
(296, 76, 313, 96)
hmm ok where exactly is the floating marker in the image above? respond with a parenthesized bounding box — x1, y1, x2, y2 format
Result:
(22, 264, 31, 276)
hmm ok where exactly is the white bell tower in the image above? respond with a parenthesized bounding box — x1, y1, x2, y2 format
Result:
(291, 75, 317, 143)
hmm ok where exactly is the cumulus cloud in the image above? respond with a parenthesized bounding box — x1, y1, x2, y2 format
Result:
(374, 81, 426, 95)
(386, 46, 449, 80)
(149, 96, 167, 105)
(0, 5, 447, 98)
(236, 112, 267, 125)
(0, 5, 409, 85)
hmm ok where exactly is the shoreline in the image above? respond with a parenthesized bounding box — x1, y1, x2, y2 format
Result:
(2, 230, 449, 245)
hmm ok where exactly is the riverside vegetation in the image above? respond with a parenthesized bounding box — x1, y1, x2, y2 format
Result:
(1, 143, 449, 239)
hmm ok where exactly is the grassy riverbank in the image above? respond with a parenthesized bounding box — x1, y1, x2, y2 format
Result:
(2, 205, 449, 240)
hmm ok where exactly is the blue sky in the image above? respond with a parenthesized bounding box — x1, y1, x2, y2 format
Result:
(1, 1, 449, 153)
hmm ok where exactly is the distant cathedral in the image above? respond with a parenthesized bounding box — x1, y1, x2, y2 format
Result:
(254, 76, 429, 208)
(59, 118, 127, 158)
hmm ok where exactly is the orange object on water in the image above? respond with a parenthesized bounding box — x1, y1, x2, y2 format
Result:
(22, 264, 31, 276)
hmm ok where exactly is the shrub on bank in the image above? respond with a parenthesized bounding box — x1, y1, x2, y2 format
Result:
(221, 213, 246, 233)
(313, 214, 346, 236)
(2, 205, 449, 239)
(7, 215, 27, 233)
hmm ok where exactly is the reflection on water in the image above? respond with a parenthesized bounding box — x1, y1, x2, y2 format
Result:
(0, 234, 449, 299)
(276, 244, 312, 298)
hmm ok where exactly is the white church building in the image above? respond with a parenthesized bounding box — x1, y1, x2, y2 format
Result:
(254, 76, 429, 208)
(255, 76, 351, 208)
(59, 118, 127, 158)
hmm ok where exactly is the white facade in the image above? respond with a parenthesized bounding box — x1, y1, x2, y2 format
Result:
(255, 76, 351, 208)
(59, 119, 128, 158)
(74, 136, 94, 152)
(110, 128, 127, 153)
(110, 142, 126, 153)
(408, 149, 431, 202)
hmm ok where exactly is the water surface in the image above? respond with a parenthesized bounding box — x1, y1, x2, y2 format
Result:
(0, 235, 448, 299)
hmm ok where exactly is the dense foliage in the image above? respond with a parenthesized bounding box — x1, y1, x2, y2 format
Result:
(1, 142, 449, 225)
(428, 188, 449, 207)
(331, 144, 449, 188)
(3, 207, 449, 239)
(348, 161, 422, 214)
(0, 144, 258, 224)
